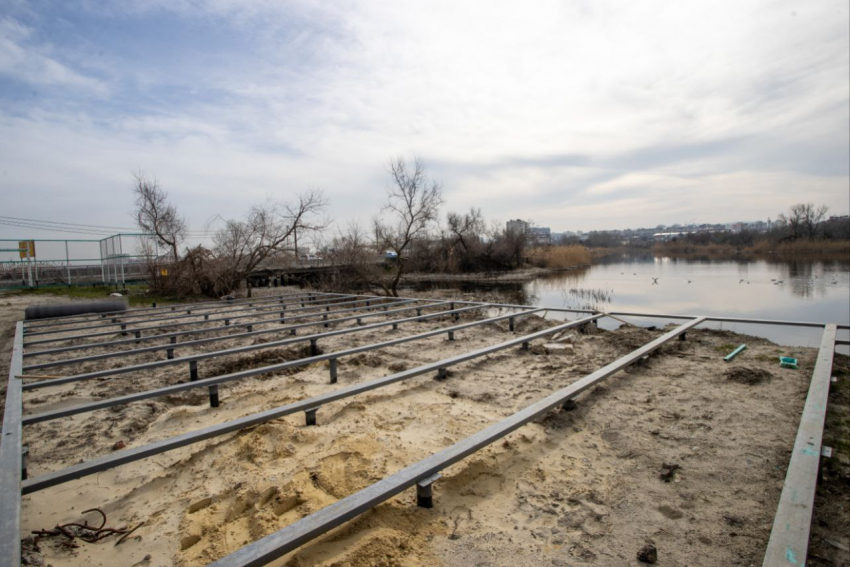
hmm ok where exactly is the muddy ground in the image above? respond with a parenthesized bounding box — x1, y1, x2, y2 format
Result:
(0, 288, 848, 567)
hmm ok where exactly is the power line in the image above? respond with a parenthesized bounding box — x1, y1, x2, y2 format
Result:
(0, 215, 217, 236)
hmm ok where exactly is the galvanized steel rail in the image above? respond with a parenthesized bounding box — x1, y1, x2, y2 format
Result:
(762, 324, 837, 567)
(22, 306, 540, 424)
(22, 309, 581, 492)
(21, 299, 428, 371)
(208, 317, 704, 566)
(23, 298, 417, 357)
(3, 289, 847, 567)
(21, 290, 319, 329)
(21, 296, 403, 347)
(0, 323, 23, 567)
(20, 301, 471, 394)
(21, 294, 369, 337)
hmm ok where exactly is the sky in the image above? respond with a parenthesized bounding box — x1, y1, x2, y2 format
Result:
(1, 0, 848, 245)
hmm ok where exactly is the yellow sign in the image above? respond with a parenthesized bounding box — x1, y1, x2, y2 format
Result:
(160, 268, 169, 277)
(18, 241, 35, 259)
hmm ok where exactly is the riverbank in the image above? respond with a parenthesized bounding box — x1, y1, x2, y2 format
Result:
(653, 239, 850, 261)
(402, 266, 590, 285)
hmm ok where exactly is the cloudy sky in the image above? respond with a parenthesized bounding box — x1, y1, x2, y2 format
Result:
(1, 0, 848, 243)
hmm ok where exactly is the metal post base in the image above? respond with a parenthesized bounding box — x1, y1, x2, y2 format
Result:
(329, 358, 338, 384)
(305, 407, 318, 426)
(209, 385, 220, 408)
(416, 473, 441, 508)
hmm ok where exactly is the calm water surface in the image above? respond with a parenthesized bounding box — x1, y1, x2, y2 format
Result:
(422, 254, 850, 354)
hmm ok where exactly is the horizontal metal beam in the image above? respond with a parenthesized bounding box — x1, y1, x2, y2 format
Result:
(762, 324, 837, 567)
(22, 310, 585, 492)
(21, 301, 466, 388)
(23, 306, 541, 424)
(22, 299, 424, 371)
(208, 316, 705, 566)
(344, 292, 850, 330)
(22, 294, 363, 337)
(22, 299, 416, 357)
(21, 297, 402, 347)
(0, 322, 24, 567)
(22, 291, 320, 329)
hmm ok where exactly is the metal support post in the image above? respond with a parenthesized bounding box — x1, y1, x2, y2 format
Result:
(329, 358, 338, 384)
(134, 330, 141, 344)
(436, 367, 447, 381)
(167, 336, 176, 359)
(209, 385, 220, 407)
(305, 407, 318, 426)
(22, 445, 29, 481)
(509, 317, 515, 332)
(189, 360, 199, 381)
(448, 331, 454, 341)
(416, 473, 441, 508)
(310, 339, 318, 357)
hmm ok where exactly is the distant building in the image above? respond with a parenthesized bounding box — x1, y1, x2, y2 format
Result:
(529, 226, 551, 245)
(506, 219, 529, 234)
(653, 232, 688, 242)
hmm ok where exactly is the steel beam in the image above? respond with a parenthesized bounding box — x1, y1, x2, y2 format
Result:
(22, 311, 587, 492)
(22, 299, 416, 358)
(22, 295, 366, 338)
(762, 324, 837, 567)
(206, 317, 704, 566)
(0, 322, 24, 567)
(20, 302, 455, 384)
(21, 291, 320, 329)
(22, 297, 404, 347)
(22, 307, 539, 424)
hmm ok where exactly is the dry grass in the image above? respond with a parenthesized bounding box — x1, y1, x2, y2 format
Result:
(528, 245, 591, 269)
(654, 239, 850, 260)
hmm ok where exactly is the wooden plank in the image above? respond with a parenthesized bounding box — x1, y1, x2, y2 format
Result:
(762, 324, 837, 567)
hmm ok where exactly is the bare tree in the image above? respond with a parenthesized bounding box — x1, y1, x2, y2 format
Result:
(372, 156, 443, 296)
(211, 190, 328, 292)
(777, 203, 829, 240)
(445, 208, 484, 271)
(801, 203, 829, 239)
(132, 173, 187, 261)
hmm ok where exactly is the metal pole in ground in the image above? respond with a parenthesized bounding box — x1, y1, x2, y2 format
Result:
(65, 240, 71, 285)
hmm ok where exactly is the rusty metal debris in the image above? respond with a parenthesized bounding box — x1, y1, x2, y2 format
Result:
(31, 508, 142, 546)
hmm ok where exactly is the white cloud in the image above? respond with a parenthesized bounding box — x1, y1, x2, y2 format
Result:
(0, 18, 108, 95)
(0, 0, 847, 238)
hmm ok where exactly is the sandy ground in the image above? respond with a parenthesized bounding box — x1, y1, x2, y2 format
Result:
(1, 289, 848, 567)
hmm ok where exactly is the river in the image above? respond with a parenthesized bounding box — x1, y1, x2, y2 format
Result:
(416, 253, 850, 354)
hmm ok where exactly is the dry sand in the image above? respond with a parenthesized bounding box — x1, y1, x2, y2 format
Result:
(0, 289, 848, 567)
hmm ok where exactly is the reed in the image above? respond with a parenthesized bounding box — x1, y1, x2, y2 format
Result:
(528, 245, 592, 269)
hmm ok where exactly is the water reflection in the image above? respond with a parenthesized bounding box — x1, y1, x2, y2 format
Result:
(413, 255, 850, 351)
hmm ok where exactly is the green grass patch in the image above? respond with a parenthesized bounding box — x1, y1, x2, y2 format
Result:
(713, 343, 737, 353)
(12, 284, 178, 307)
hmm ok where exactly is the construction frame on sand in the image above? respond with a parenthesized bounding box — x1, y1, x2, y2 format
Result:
(2, 290, 848, 566)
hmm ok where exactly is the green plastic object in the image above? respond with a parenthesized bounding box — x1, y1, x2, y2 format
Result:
(724, 344, 747, 362)
(779, 356, 798, 369)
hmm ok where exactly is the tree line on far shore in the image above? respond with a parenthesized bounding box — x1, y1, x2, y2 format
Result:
(132, 159, 849, 298)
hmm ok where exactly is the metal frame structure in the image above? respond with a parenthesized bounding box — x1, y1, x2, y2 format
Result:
(0, 235, 158, 289)
(1, 290, 847, 567)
